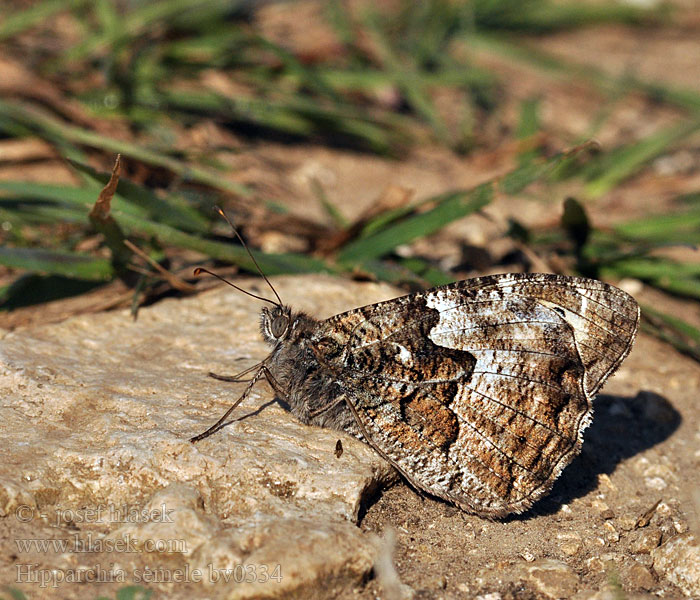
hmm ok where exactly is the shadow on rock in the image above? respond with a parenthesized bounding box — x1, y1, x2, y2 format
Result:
(518, 390, 681, 520)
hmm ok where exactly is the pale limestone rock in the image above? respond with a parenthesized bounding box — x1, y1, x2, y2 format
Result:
(1, 275, 400, 598)
(629, 528, 662, 554)
(651, 533, 700, 597)
(622, 560, 656, 592)
(523, 559, 580, 599)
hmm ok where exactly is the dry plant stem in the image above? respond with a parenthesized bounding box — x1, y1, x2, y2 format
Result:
(123, 239, 195, 292)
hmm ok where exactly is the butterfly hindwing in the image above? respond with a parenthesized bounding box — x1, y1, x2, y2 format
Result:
(315, 273, 639, 516)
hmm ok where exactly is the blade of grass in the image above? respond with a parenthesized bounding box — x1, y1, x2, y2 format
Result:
(0, 248, 113, 280)
(59, 0, 246, 64)
(397, 257, 455, 287)
(311, 179, 348, 229)
(0, 0, 91, 41)
(69, 160, 211, 234)
(346, 142, 594, 263)
(641, 305, 700, 362)
(162, 27, 251, 65)
(253, 35, 343, 104)
(0, 100, 252, 197)
(470, 33, 700, 113)
(0, 181, 150, 219)
(109, 208, 333, 275)
(362, 9, 450, 145)
(584, 119, 700, 197)
(315, 67, 496, 95)
(516, 97, 541, 166)
(325, 0, 356, 48)
(353, 259, 431, 288)
(614, 210, 700, 244)
(475, 1, 660, 32)
(652, 277, 700, 300)
(601, 257, 700, 300)
(160, 90, 404, 155)
(603, 258, 700, 280)
(338, 184, 493, 265)
(503, 141, 598, 194)
(8, 203, 92, 224)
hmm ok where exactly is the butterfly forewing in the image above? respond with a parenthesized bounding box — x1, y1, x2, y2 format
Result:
(316, 273, 639, 516)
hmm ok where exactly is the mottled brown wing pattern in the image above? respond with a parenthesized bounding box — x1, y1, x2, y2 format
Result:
(315, 273, 639, 517)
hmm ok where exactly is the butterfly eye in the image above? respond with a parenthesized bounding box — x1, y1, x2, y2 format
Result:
(270, 315, 289, 338)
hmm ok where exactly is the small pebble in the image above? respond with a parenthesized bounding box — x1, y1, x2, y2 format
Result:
(629, 528, 662, 554)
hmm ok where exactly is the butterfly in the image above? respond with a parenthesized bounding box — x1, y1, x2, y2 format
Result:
(191, 265, 639, 518)
(189, 210, 639, 517)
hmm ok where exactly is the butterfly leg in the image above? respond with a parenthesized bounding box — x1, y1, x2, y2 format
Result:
(208, 373, 255, 382)
(308, 394, 347, 418)
(260, 365, 292, 405)
(190, 366, 266, 442)
(208, 360, 263, 383)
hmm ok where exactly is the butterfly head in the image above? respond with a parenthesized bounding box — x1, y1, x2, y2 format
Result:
(260, 304, 293, 345)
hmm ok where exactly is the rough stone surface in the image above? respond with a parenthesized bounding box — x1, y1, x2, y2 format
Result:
(622, 560, 656, 592)
(1, 273, 699, 599)
(629, 528, 662, 554)
(523, 559, 580, 599)
(651, 533, 700, 597)
(572, 586, 657, 600)
(0, 275, 399, 599)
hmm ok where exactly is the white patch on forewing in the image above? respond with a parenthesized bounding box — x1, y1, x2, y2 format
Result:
(424, 289, 458, 314)
(424, 286, 560, 352)
(393, 343, 413, 366)
(537, 299, 589, 337)
(578, 292, 589, 318)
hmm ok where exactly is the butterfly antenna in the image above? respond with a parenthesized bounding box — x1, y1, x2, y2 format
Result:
(194, 267, 277, 307)
(214, 206, 283, 306)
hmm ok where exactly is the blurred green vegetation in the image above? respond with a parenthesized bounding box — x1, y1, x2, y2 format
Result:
(1, 584, 152, 600)
(0, 0, 699, 359)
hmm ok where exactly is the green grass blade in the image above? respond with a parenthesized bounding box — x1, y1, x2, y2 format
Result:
(614, 210, 700, 244)
(0, 181, 151, 219)
(397, 257, 455, 287)
(69, 161, 211, 234)
(0, 247, 113, 280)
(340, 144, 589, 265)
(60, 0, 244, 63)
(603, 258, 700, 280)
(362, 10, 450, 145)
(311, 179, 348, 229)
(601, 257, 700, 300)
(0, 0, 90, 41)
(516, 97, 541, 166)
(478, 1, 660, 32)
(641, 305, 700, 362)
(584, 120, 700, 197)
(653, 277, 700, 300)
(338, 184, 493, 265)
(470, 33, 700, 113)
(109, 209, 333, 275)
(0, 101, 252, 197)
(10, 203, 92, 224)
(161, 90, 402, 155)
